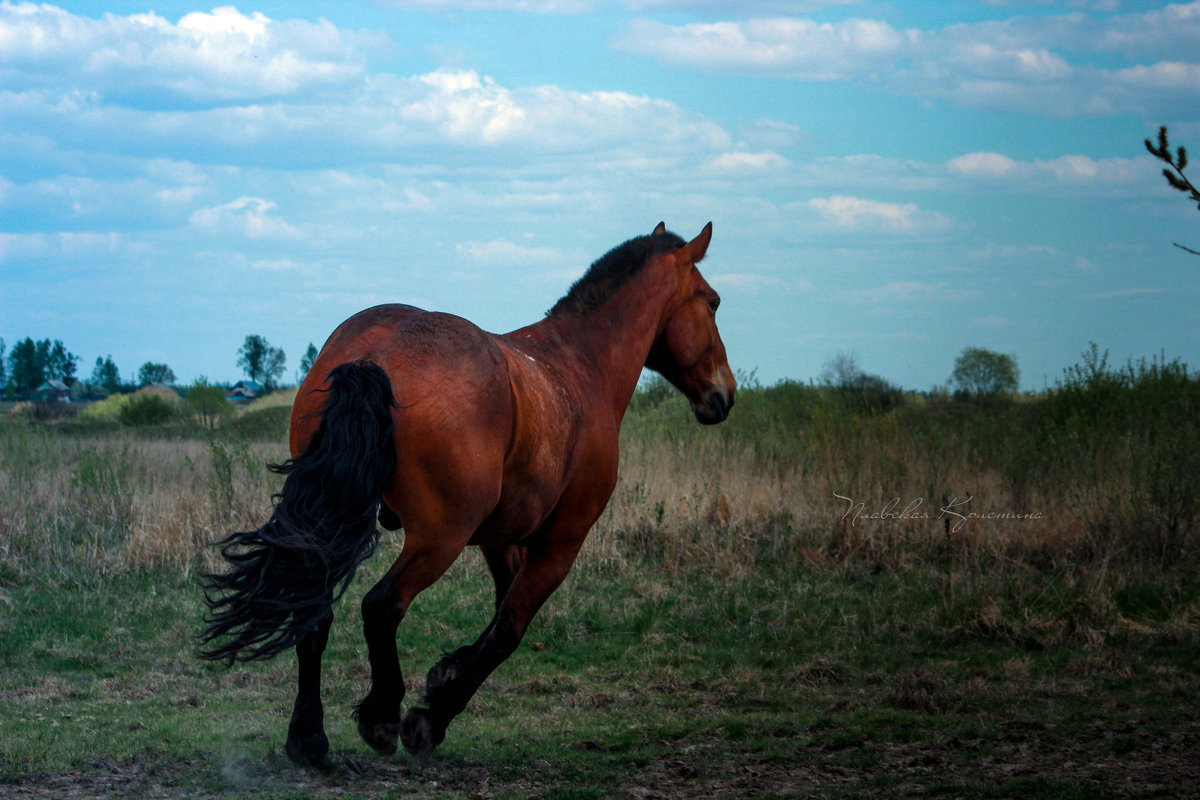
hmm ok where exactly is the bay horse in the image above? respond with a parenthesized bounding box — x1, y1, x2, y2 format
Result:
(200, 222, 735, 768)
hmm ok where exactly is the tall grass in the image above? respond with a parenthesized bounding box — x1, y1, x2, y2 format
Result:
(1, 349, 1196, 647)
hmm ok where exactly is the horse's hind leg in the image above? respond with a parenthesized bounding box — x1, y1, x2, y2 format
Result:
(401, 535, 585, 757)
(481, 543, 525, 611)
(355, 538, 469, 756)
(285, 610, 334, 769)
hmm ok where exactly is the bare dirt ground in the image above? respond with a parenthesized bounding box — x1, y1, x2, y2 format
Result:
(5, 717, 1198, 799)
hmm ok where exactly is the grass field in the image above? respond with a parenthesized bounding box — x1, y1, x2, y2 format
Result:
(1, 355, 1198, 798)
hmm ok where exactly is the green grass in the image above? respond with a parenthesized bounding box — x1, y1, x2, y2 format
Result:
(2, 554, 1197, 798)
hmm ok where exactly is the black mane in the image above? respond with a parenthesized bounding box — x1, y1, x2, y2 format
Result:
(547, 231, 685, 317)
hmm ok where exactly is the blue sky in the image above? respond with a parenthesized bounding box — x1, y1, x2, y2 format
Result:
(2, 0, 1198, 391)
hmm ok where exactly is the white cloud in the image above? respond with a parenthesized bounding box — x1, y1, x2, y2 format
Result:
(736, 118, 804, 151)
(614, 17, 912, 80)
(944, 151, 1145, 190)
(455, 239, 562, 264)
(407, 70, 528, 143)
(0, 230, 125, 261)
(711, 273, 787, 291)
(2, 70, 729, 170)
(805, 195, 946, 232)
(189, 197, 300, 238)
(374, 0, 863, 12)
(614, 3, 1200, 116)
(0, 3, 376, 101)
(1116, 61, 1200, 90)
(375, 0, 595, 11)
(947, 152, 1021, 178)
(1041, 155, 1100, 182)
(251, 258, 301, 271)
(707, 151, 787, 171)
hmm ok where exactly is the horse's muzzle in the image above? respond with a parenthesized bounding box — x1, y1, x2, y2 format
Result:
(692, 387, 734, 425)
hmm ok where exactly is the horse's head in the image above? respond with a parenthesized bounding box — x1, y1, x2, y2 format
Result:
(645, 222, 736, 425)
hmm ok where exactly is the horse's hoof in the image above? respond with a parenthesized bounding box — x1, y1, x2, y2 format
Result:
(401, 708, 445, 758)
(356, 718, 400, 756)
(285, 734, 332, 771)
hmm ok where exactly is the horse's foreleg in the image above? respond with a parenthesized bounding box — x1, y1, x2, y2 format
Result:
(401, 536, 584, 758)
(285, 610, 334, 769)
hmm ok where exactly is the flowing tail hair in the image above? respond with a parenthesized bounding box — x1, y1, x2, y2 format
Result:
(199, 361, 398, 665)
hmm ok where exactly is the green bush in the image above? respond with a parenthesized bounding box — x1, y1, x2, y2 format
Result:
(184, 382, 232, 430)
(78, 393, 131, 422)
(119, 394, 179, 426)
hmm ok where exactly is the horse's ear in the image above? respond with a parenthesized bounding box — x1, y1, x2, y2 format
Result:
(652, 222, 666, 236)
(682, 222, 712, 263)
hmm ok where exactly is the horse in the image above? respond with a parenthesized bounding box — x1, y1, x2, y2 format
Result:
(199, 222, 735, 769)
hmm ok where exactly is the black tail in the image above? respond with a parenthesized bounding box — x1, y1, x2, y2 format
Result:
(199, 361, 398, 665)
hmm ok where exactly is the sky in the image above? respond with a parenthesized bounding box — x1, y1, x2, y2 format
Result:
(2, 0, 1199, 392)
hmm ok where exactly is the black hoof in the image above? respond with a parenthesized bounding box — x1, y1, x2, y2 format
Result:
(401, 708, 445, 758)
(354, 694, 403, 756)
(285, 732, 332, 771)
(356, 717, 400, 756)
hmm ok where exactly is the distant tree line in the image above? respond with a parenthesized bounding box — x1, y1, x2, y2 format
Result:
(5, 331, 1019, 405)
(816, 345, 1018, 409)
(2, 334, 320, 402)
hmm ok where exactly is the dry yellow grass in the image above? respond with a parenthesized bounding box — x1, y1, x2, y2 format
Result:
(0, 419, 1167, 581)
(0, 379, 1193, 613)
(244, 387, 298, 412)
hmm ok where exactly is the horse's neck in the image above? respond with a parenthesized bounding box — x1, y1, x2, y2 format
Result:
(533, 267, 674, 420)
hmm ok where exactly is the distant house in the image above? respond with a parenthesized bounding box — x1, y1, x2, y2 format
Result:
(37, 379, 71, 402)
(226, 380, 262, 404)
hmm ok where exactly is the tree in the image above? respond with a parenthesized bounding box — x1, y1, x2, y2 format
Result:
(91, 356, 121, 394)
(821, 351, 864, 389)
(298, 342, 319, 382)
(820, 351, 903, 411)
(185, 378, 233, 430)
(8, 338, 44, 395)
(0, 338, 5, 385)
(6, 338, 79, 395)
(46, 340, 79, 385)
(138, 362, 176, 386)
(237, 334, 286, 391)
(951, 347, 1020, 397)
(1144, 126, 1200, 256)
